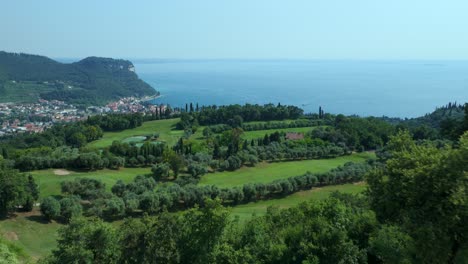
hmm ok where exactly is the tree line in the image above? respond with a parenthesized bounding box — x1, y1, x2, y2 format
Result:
(177, 103, 304, 130)
(39, 161, 373, 221)
(204, 119, 327, 134)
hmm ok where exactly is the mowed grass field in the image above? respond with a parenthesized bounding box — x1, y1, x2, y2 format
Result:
(231, 183, 366, 221)
(31, 167, 152, 199)
(88, 118, 202, 149)
(200, 152, 374, 188)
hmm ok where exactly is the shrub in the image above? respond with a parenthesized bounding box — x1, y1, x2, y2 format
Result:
(40, 196, 61, 221)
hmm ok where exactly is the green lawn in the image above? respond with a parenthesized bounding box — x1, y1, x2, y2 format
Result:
(31, 167, 152, 199)
(0, 209, 62, 262)
(200, 152, 374, 188)
(231, 183, 366, 221)
(88, 118, 201, 149)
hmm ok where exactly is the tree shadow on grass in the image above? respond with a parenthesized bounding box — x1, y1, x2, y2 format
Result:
(25, 215, 50, 225)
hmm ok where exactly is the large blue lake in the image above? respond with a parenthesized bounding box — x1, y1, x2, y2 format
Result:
(135, 60, 468, 118)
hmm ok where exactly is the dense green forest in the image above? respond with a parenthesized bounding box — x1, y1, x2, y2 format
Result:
(0, 103, 467, 263)
(0, 51, 157, 105)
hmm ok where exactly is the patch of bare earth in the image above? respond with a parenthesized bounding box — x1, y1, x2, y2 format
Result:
(4, 231, 18, 241)
(54, 169, 70, 176)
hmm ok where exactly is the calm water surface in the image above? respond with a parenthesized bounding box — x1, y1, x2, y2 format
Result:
(135, 60, 468, 118)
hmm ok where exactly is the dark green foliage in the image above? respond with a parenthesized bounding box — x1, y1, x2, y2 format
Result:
(59, 196, 83, 222)
(384, 102, 466, 140)
(46, 218, 121, 264)
(88, 196, 126, 219)
(310, 115, 395, 151)
(187, 162, 208, 178)
(151, 162, 170, 180)
(166, 151, 184, 178)
(0, 51, 156, 105)
(99, 161, 373, 216)
(61, 178, 106, 200)
(44, 197, 378, 264)
(40, 197, 61, 221)
(86, 114, 144, 132)
(367, 130, 468, 263)
(0, 166, 38, 215)
(178, 103, 304, 128)
(206, 119, 324, 134)
(369, 225, 415, 264)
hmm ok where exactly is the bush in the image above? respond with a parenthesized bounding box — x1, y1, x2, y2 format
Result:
(151, 163, 170, 180)
(40, 196, 61, 221)
(60, 196, 83, 222)
(187, 162, 208, 178)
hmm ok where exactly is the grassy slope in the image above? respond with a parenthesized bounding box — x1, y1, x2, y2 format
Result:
(200, 152, 374, 188)
(231, 183, 366, 221)
(0, 209, 62, 262)
(31, 167, 152, 199)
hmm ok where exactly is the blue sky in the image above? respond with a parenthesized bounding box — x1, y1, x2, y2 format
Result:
(1, 0, 468, 59)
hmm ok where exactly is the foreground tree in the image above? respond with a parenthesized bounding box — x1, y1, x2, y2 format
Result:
(367, 130, 468, 263)
(0, 165, 38, 216)
(45, 218, 120, 264)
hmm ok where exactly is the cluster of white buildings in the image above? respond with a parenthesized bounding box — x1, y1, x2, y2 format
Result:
(0, 96, 168, 137)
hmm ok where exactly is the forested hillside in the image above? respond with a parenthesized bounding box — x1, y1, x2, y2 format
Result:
(0, 51, 156, 105)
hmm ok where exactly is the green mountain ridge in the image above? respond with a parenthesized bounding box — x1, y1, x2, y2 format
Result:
(0, 51, 157, 105)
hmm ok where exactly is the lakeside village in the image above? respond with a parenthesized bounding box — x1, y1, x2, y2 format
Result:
(0, 95, 168, 137)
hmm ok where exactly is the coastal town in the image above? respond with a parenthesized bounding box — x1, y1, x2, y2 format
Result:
(0, 96, 167, 137)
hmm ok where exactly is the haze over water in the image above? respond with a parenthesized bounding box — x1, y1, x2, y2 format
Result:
(137, 60, 468, 118)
